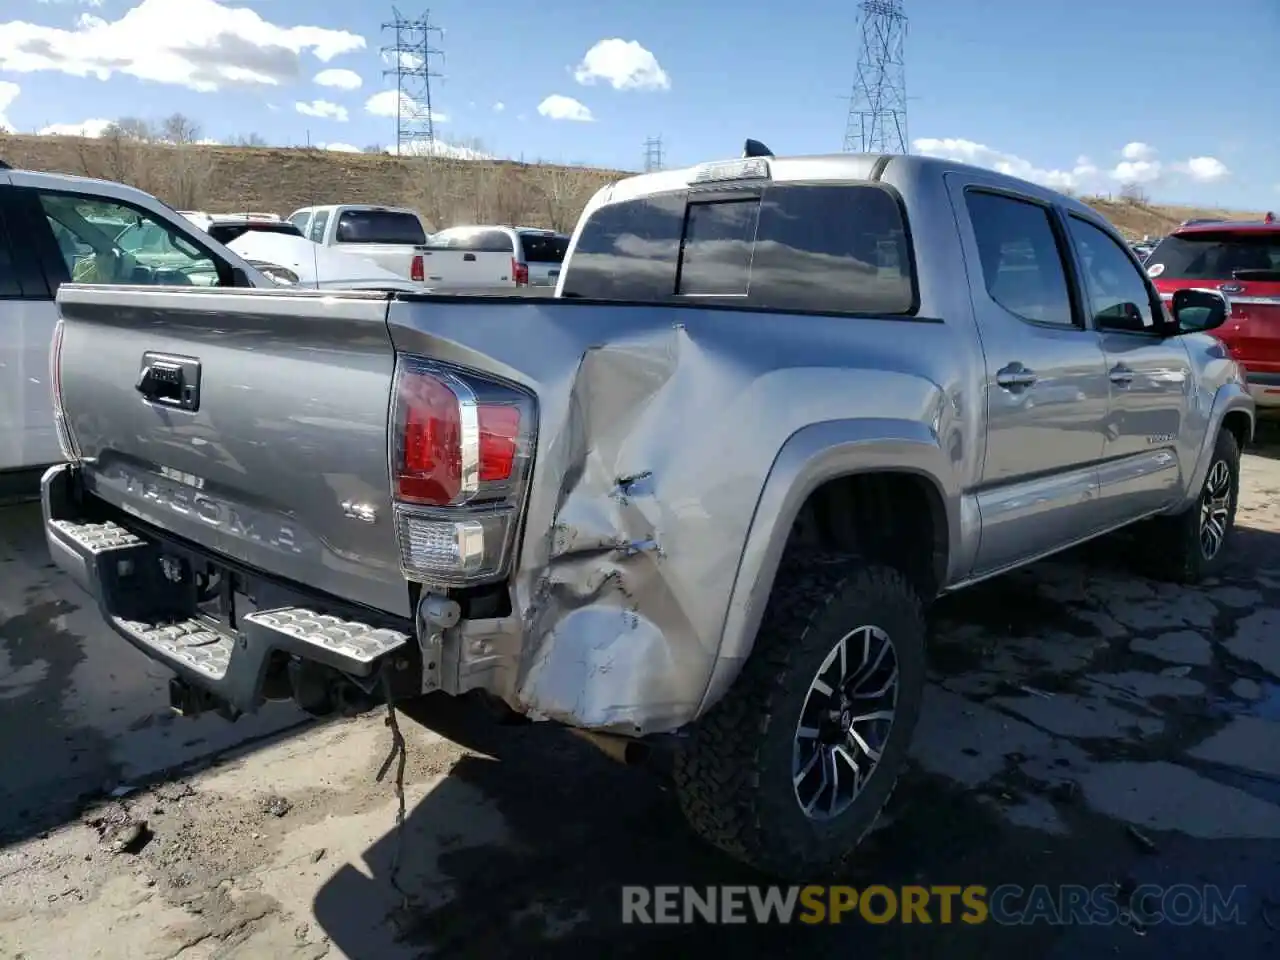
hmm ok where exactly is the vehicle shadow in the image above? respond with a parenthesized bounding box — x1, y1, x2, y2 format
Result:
(1247, 420, 1280, 461)
(312, 514, 1280, 959)
(0, 501, 315, 848)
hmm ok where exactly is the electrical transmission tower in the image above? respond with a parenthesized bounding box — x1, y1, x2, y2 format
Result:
(643, 135, 664, 172)
(843, 0, 909, 155)
(380, 8, 444, 155)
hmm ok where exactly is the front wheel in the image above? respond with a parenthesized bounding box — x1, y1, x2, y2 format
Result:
(1147, 428, 1241, 584)
(672, 557, 926, 880)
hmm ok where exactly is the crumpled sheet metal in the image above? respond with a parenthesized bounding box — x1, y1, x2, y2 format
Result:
(512, 324, 739, 736)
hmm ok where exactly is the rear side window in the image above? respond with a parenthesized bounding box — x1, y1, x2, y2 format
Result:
(309, 210, 330, 243)
(334, 210, 427, 245)
(563, 184, 915, 314)
(518, 232, 569, 263)
(1145, 231, 1280, 281)
(965, 190, 1075, 327)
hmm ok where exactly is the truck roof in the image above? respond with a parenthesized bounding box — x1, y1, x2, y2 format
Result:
(601, 151, 1105, 224)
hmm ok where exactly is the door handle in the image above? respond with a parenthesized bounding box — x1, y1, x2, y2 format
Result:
(1109, 364, 1135, 386)
(462, 253, 477, 262)
(136, 352, 201, 412)
(995, 364, 1037, 390)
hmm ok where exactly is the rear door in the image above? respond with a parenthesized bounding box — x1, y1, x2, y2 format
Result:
(946, 179, 1112, 574)
(1064, 214, 1190, 522)
(1147, 227, 1280, 402)
(0, 180, 61, 473)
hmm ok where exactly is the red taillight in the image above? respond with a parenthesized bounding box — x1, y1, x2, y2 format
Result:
(478, 406, 520, 482)
(394, 363, 530, 506)
(410, 255, 424, 282)
(397, 371, 462, 505)
(512, 259, 529, 286)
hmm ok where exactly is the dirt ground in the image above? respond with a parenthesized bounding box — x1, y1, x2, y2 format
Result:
(2, 450, 1280, 958)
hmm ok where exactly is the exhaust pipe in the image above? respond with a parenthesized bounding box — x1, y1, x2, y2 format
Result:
(569, 728, 649, 766)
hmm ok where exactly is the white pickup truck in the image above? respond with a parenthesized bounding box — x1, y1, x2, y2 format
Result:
(285, 204, 430, 282)
(420, 225, 569, 289)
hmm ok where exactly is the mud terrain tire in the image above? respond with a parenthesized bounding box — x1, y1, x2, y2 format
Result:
(673, 556, 926, 880)
(1146, 429, 1241, 584)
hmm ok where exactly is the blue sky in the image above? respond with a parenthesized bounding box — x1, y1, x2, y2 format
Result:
(1, 0, 1277, 208)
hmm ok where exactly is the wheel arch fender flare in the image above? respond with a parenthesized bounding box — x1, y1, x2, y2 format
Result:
(695, 417, 959, 718)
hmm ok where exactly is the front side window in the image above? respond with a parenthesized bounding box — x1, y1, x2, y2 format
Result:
(966, 190, 1075, 327)
(1067, 215, 1156, 332)
(38, 193, 220, 287)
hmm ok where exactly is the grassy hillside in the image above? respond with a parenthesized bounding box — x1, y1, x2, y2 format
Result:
(0, 132, 1263, 239)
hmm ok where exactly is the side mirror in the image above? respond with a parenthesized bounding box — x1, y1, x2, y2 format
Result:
(1170, 287, 1229, 334)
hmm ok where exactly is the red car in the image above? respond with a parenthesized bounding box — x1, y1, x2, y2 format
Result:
(1146, 213, 1280, 414)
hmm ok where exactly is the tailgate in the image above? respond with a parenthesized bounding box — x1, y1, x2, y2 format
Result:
(1222, 281, 1280, 375)
(420, 249, 513, 287)
(333, 243, 416, 278)
(54, 285, 411, 617)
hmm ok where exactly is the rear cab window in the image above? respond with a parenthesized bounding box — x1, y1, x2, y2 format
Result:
(517, 232, 569, 263)
(208, 221, 303, 245)
(334, 209, 427, 245)
(560, 181, 916, 315)
(1145, 229, 1280, 281)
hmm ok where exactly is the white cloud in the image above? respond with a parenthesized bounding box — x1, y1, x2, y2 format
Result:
(364, 89, 447, 122)
(322, 142, 360, 153)
(1178, 156, 1229, 183)
(573, 38, 669, 91)
(0, 80, 17, 131)
(314, 68, 361, 90)
(296, 99, 348, 122)
(913, 137, 1229, 193)
(0, 0, 365, 92)
(38, 118, 114, 137)
(381, 49, 422, 70)
(537, 94, 593, 122)
(913, 137, 1094, 192)
(1120, 142, 1156, 162)
(492, 101, 505, 113)
(386, 140, 493, 160)
(1110, 159, 1162, 184)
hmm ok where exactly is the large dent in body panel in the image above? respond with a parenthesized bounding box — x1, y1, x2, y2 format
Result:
(514, 325, 721, 735)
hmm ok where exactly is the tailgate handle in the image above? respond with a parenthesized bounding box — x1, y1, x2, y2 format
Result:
(462, 253, 477, 262)
(136, 352, 201, 412)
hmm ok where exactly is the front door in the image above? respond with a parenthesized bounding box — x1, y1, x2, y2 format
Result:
(948, 178, 1111, 576)
(1064, 214, 1190, 524)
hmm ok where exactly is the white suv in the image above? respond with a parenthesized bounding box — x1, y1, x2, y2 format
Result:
(0, 162, 269, 495)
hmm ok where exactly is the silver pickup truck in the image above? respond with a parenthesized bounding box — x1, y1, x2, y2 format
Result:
(41, 148, 1253, 880)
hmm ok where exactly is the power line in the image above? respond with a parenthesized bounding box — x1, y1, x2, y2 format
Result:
(643, 135, 664, 172)
(380, 8, 445, 155)
(843, 0, 909, 155)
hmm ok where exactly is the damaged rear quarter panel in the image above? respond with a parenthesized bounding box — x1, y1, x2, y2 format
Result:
(388, 296, 973, 735)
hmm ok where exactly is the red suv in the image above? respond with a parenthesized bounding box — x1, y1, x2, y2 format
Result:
(1146, 213, 1280, 414)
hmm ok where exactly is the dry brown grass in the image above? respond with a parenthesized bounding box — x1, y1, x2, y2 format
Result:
(0, 132, 1262, 238)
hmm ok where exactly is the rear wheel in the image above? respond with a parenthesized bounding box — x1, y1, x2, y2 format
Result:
(1146, 428, 1240, 584)
(673, 556, 926, 880)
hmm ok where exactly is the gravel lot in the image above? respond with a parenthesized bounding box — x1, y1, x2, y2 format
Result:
(2, 451, 1279, 958)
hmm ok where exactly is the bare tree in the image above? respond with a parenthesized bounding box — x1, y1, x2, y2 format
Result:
(159, 112, 201, 145)
(1119, 181, 1149, 205)
(363, 144, 384, 154)
(232, 133, 268, 147)
(527, 163, 602, 232)
(105, 116, 155, 141)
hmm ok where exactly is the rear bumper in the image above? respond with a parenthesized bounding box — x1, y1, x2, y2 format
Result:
(41, 463, 420, 716)
(1245, 371, 1280, 409)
